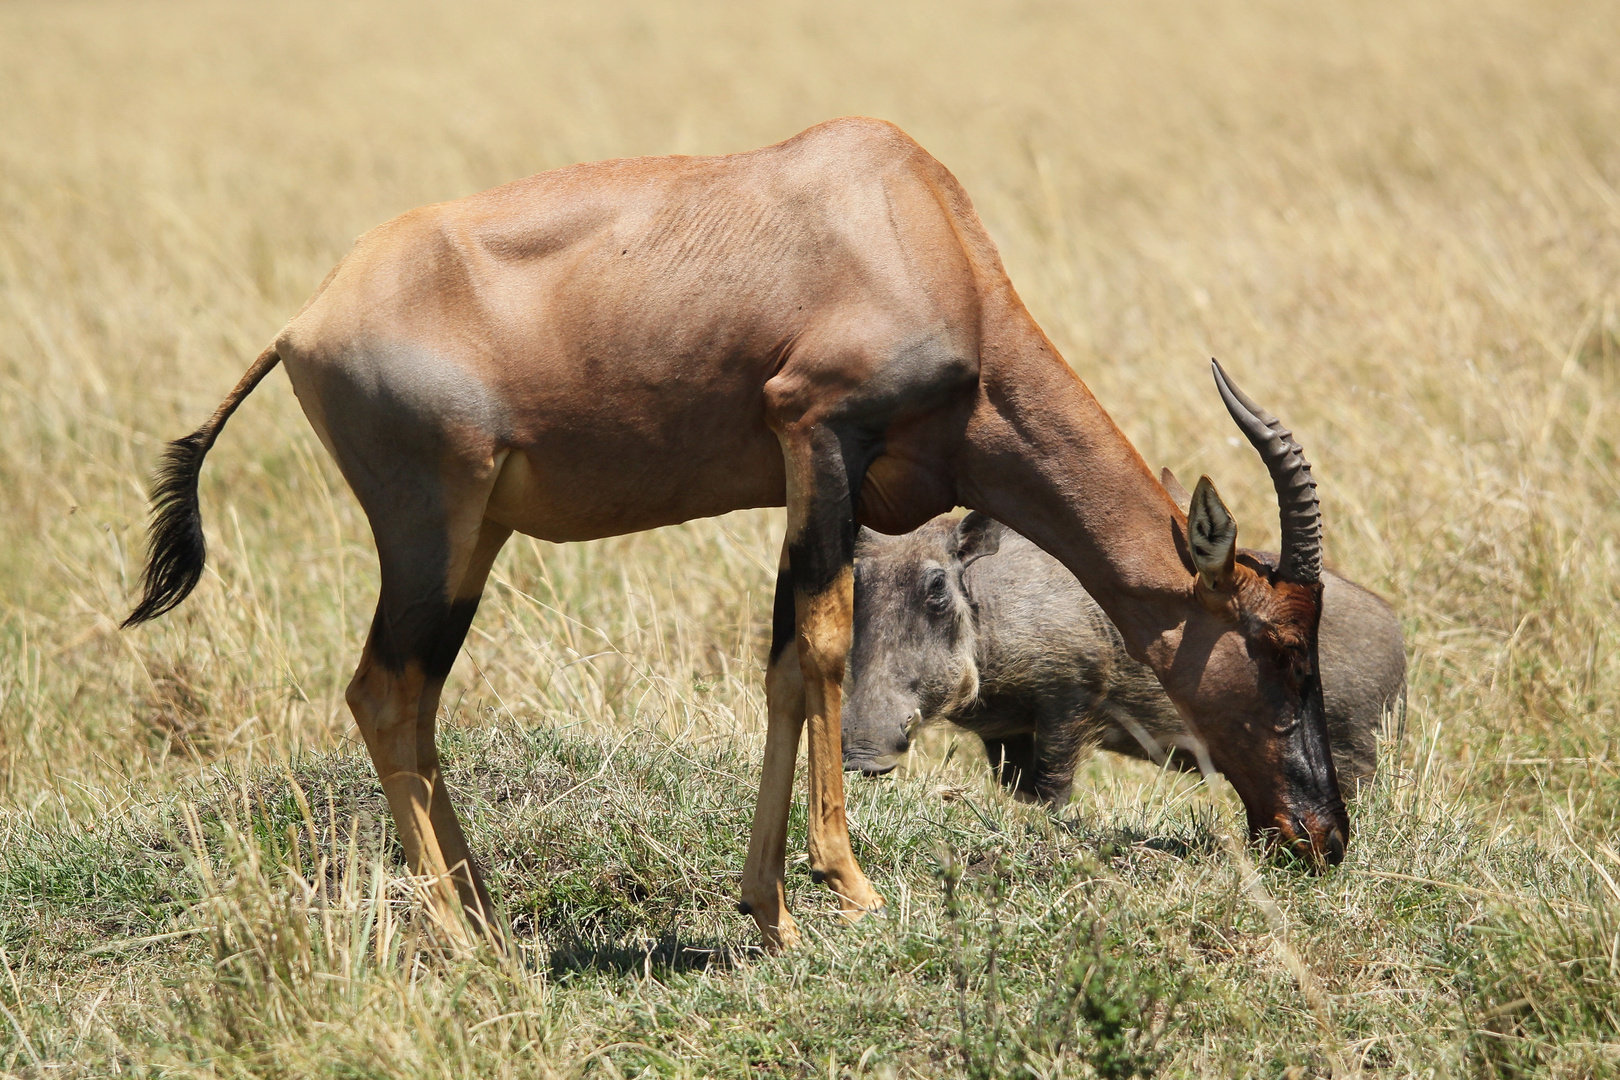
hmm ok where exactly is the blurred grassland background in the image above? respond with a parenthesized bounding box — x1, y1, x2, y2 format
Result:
(1, 0, 1618, 1076)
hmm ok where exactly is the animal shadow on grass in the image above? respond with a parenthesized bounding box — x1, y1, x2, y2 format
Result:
(1053, 816, 1223, 863)
(544, 931, 744, 978)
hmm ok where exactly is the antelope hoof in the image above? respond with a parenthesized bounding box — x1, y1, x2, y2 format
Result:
(830, 877, 886, 921)
(757, 912, 803, 952)
(739, 886, 801, 950)
(837, 897, 886, 924)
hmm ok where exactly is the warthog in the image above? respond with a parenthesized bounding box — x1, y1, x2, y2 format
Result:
(843, 489, 1405, 805)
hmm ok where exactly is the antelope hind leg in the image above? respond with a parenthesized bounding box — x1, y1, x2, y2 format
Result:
(416, 519, 512, 941)
(346, 509, 509, 947)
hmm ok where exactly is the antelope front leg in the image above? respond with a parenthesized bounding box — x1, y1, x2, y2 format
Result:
(781, 423, 883, 923)
(739, 565, 807, 950)
(798, 562, 883, 918)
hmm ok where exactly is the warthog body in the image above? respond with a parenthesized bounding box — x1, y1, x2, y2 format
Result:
(844, 511, 1405, 804)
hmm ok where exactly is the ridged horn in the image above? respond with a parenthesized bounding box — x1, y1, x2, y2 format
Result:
(1210, 359, 1322, 583)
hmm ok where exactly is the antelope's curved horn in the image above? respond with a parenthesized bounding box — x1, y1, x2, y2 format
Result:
(1210, 359, 1322, 583)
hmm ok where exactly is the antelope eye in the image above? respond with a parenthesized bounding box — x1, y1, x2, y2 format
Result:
(1277, 643, 1312, 692)
(924, 567, 952, 613)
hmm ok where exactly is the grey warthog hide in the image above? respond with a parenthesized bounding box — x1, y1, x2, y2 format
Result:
(842, 505, 1406, 806)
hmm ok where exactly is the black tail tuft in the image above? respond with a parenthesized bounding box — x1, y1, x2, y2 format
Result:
(122, 343, 281, 628)
(122, 429, 214, 627)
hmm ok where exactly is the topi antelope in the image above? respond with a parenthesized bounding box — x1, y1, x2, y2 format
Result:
(123, 118, 1347, 950)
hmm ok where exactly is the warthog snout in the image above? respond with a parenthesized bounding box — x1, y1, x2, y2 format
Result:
(843, 709, 918, 775)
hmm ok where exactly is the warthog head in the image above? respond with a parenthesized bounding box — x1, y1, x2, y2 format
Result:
(842, 513, 1000, 774)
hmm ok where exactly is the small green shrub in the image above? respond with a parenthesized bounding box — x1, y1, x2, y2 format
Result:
(941, 850, 1188, 1079)
(1458, 862, 1620, 1079)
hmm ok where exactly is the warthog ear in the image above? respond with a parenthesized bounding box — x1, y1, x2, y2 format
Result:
(855, 525, 881, 557)
(1160, 467, 1192, 513)
(1188, 476, 1237, 593)
(954, 511, 1003, 569)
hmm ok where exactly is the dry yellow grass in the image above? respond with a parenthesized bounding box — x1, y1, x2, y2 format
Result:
(1, 0, 1617, 1075)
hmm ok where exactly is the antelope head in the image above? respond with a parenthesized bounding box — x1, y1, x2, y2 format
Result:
(1163, 361, 1348, 867)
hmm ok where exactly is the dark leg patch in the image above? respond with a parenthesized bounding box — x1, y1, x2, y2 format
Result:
(785, 422, 882, 597)
(769, 567, 796, 664)
(423, 598, 481, 679)
(366, 594, 481, 678)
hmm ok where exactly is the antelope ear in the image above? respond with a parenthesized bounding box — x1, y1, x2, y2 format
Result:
(954, 511, 1003, 569)
(1160, 467, 1192, 513)
(1188, 476, 1238, 593)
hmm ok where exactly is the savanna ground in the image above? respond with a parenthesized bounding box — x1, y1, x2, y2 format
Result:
(2, 1, 1618, 1075)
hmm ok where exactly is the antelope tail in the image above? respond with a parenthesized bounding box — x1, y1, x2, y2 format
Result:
(122, 344, 283, 627)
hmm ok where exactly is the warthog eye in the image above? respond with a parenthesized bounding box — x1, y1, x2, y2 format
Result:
(924, 567, 952, 614)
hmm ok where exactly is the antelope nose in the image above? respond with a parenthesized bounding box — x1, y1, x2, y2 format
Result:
(1279, 813, 1348, 870)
